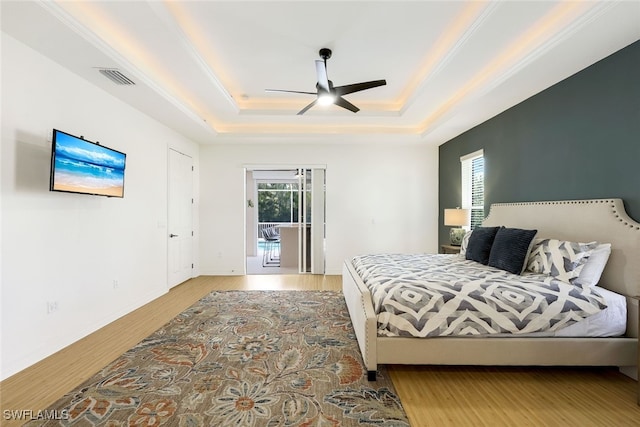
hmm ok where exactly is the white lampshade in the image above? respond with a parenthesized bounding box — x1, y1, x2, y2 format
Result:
(444, 208, 471, 227)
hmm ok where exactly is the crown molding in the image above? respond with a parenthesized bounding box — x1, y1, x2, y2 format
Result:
(147, 1, 239, 114)
(36, 0, 217, 135)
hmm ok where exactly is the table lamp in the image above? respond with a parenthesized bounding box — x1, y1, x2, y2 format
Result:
(444, 208, 471, 246)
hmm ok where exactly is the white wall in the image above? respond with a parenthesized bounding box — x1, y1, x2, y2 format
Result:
(199, 141, 439, 275)
(0, 34, 199, 380)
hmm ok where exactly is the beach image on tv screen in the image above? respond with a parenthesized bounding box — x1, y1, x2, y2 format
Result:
(52, 132, 126, 197)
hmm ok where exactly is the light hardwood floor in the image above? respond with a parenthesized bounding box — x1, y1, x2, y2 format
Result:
(1, 275, 638, 426)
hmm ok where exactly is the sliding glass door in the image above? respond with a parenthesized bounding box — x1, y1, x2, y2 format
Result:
(296, 168, 325, 274)
(245, 166, 325, 275)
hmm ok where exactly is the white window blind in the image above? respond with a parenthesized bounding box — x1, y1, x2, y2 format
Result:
(461, 149, 484, 229)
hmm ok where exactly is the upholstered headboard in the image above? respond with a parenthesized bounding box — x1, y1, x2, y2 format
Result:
(483, 199, 640, 337)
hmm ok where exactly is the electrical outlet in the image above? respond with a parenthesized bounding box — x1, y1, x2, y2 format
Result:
(47, 301, 59, 314)
(113, 279, 119, 289)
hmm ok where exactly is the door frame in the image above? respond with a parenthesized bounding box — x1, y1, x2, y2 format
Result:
(243, 164, 326, 275)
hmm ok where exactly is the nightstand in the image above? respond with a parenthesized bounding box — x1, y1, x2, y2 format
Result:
(441, 244, 461, 254)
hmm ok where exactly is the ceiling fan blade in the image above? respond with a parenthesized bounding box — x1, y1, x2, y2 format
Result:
(334, 96, 360, 113)
(265, 89, 316, 95)
(334, 79, 386, 96)
(315, 60, 330, 92)
(297, 99, 318, 115)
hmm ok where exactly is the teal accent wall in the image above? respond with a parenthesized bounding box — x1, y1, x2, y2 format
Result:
(439, 40, 640, 246)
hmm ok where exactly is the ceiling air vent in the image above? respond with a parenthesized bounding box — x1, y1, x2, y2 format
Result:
(98, 68, 135, 85)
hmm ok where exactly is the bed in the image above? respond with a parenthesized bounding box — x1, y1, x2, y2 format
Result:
(342, 199, 639, 389)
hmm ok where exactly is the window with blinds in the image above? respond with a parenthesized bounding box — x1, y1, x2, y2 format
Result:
(460, 149, 484, 229)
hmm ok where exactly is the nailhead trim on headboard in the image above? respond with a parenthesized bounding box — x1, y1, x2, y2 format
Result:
(486, 199, 640, 231)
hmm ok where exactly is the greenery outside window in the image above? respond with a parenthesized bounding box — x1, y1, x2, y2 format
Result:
(257, 183, 299, 223)
(460, 149, 484, 229)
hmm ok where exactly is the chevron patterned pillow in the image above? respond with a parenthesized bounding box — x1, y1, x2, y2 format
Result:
(526, 239, 599, 284)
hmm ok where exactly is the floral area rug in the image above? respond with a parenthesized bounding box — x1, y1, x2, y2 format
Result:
(29, 291, 409, 426)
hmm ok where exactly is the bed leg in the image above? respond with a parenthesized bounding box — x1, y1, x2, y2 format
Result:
(367, 370, 377, 381)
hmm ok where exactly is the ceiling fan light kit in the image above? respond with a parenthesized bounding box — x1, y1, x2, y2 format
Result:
(266, 48, 386, 115)
(317, 93, 336, 106)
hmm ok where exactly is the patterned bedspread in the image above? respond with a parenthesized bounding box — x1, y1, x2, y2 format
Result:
(351, 254, 607, 337)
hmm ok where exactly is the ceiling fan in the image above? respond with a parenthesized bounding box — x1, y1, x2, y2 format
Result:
(266, 48, 387, 115)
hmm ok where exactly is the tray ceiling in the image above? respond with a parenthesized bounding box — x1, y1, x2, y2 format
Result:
(2, 1, 638, 145)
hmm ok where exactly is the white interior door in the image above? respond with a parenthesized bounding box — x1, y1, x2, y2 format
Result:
(168, 149, 193, 288)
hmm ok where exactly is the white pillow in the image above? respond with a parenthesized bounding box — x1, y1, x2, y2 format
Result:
(573, 243, 611, 287)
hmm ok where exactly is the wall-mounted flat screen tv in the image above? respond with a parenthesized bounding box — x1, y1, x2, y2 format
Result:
(50, 129, 126, 198)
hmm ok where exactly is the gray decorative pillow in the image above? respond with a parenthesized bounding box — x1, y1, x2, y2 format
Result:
(488, 227, 538, 274)
(465, 226, 500, 265)
(526, 239, 599, 284)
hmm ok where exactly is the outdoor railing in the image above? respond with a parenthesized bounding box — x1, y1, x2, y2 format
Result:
(257, 222, 290, 239)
